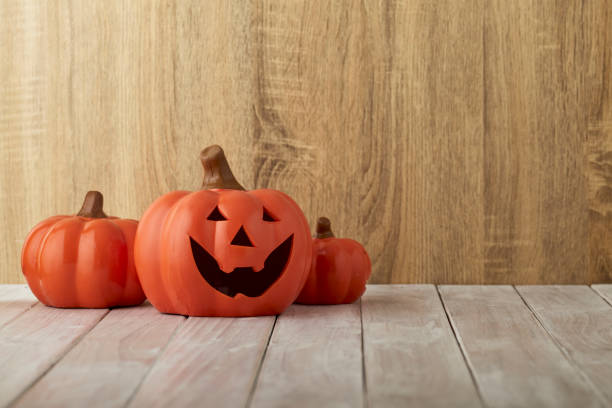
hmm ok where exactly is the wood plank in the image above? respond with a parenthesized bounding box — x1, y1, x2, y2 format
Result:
(0, 304, 107, 407)
(439, 285, 603, 408)
(482, 0, 605, 283)
(361, 285, 481, 407)
(250, 303, 363, 408)
(516, 286, 612, 405)
(592, 284, 612, 304)
(585, 1, 612, 283)
(1, 0, 610, 285)
(0, 0, 46, 285)
(252, 0, 485, 284)
(0, 284, 37, 327)
(43, 0, 257, 220)
(0, 0, 256, 285)
(128, 315, 274, 408)
(14, 303, 183, 408)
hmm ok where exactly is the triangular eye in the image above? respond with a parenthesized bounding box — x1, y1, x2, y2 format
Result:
(263, 207, 277, 222)
(207, 206, 227, 221)
(231, 226, 254, 247)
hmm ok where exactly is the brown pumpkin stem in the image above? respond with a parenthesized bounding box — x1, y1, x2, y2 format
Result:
(77, 191, 107, 218)
(200, 145, 245, 190)
(315, 217, 335, 239)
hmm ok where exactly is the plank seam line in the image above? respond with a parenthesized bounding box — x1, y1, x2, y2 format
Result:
(0, 301, 38, 330)
(8, 308, 110, 408)
(121, 314, 188, 408)
(360, 297, 368, 408)
(245, 315, 278, 408)
(435, 286, 487, 408)
(513, 286, 608, 407)
(590, 285, 612, 308)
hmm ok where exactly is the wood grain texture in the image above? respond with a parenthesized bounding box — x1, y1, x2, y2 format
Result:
(249, 0, 486, 284)
(516, 286, 612, 405)
(0, 304, 107, 407)
(482, 0, 605, 283)
(250, 303, 363, 408)
(0, 0, 47, 285)
(14, 303, 183, 408)
(1, 0, 610, 284)
(361, 285, 481, 407)
(0, 0, 255, 284)
(128, 315, 274, 408)
(586, 1, 612, 283)
(439, 285, 603, 408)
(0, 284, 37, 328)
(3, 285, 612, 406)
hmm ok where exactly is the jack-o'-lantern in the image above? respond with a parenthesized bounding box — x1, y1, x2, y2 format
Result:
(296, 217, 371, 304)
(134, 145, 312, 316)
(21, 191, 144, 308)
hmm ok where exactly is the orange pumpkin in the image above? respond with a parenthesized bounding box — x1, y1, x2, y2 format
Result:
(296, 217, 371, 304)
(134, 145, 312, 317)
(21, 191, 144, 308)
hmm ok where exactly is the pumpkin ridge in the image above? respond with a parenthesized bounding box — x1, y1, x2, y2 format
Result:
(21, 216, 68, 305)
(134, 190, 190, 312)
(75, 219, 123, 306)
(110, 218, 143, 305)
(159, 190, 207, 313)
(38, 217, 86, 307)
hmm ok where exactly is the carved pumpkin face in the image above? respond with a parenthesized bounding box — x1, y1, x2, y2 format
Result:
(134, 146, 312, 317)
(189, 196, 295, 298)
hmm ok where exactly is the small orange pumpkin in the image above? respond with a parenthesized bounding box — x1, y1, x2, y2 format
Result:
(21, 191, 144, 308)
(296, 217, 371, 304)
(134, 145, 312, 317)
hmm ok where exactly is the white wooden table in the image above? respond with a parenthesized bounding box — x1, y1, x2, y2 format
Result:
(1, 284, 612, 408)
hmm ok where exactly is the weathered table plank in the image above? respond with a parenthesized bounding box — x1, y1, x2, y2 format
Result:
(14, 303, 183, 408)
(0, 284, 37, 328)
(128, 315, 275, 408)
(250, 304, 363, 408)
(0, 304, 107, 407)
(439, 285, 603, 408)
(361, 285, 482, 407)
(2, 284, 612, 408)
(592, 284, 612, 305)
(516, 285, 612, 405)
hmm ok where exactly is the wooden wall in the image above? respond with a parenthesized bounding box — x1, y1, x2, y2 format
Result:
(1, 0, 610, 284)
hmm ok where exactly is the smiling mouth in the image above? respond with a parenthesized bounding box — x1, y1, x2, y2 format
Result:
(189, 234, 294, 298)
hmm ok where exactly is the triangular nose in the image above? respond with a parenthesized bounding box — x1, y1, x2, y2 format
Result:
(231, 226, 254, 247)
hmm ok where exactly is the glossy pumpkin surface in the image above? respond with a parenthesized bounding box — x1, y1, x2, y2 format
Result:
(134, 146, 312, 317)
(21, 191, 145, 308)
(296, 217, 371, 304)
